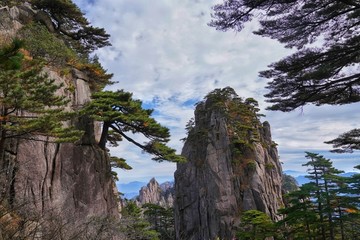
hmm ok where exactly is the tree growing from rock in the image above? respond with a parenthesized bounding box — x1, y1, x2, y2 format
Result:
(0, 39, 83, 238)
(0, 39, 81, 161)
(85, 90, 186, 163)
(30, 0, 110, 55)
(209, 0, 360, 152)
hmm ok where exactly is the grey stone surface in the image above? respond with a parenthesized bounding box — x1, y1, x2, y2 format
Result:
(137, 178, 174, 208)
(0, 6, 23, 44)
(14, 138, 120, 221)
(0, 5, 121, 238)
(174, 99, 283, 240)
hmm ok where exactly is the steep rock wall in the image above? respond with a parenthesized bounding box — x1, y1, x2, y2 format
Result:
(0, 5, 120, 239)
(174, 92, 283, 240)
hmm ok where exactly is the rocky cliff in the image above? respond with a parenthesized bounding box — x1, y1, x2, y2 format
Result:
(174, 88, 283, 240)
(0, 4, 120, 239)
(136, 178, 174, 208)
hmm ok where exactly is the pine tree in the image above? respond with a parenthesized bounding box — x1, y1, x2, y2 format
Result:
(0, 39, 81, 160)
(143, 203, 175, 240)
(325, 129, 360, 153)
(209, 0, 360, 152)
(121, 201, 160, 240)
(303, 152, 345, 240)
(30, 0, 111, 54)
(279, 153, 359, 239)
(278, 183, 318, 240)
(236, 209, 276, 240)
(84, 90, 186, 163)
(339, 165, 360, 239)
(0, 39, 82, 211)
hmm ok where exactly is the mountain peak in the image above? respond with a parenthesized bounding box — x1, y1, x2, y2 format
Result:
(175, 88, 284, 239)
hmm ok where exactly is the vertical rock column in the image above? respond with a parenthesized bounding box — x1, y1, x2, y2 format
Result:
(174, 94, 283, 240)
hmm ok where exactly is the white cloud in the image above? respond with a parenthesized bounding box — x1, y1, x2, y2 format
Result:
(74, 0, 360, 183)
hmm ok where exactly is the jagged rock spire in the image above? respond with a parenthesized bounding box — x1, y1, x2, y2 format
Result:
(174, 88, 283, 240)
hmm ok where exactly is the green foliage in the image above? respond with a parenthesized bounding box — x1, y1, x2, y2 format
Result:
(302, 152, 345, 240)
(237, 210, 276, 240)
(30, 0, 111, 54)
(17, 23, 112, 92)
(72, 55, 114, 92)
(246, 160, 257, 171)
(203, 86, 239, 108)
(0, 39, 82, 154)
(109, 156, 132, 181)
(325, 128, 360, 153)
(226, 96, 263, 151)
(17, 23, 77, 66)
(278, 152, 360, 240)
(209, 0, 360, 153)
(210, 0, 359, 108)
(84, 90, 186, 163)
(277, 183, 319, 240)
(110, 156, 132, 170)
(121, 201, 160, 240)
(184, 117, 195, 135)
(265, 163, 275, 170)
(143, 203, 175, 240)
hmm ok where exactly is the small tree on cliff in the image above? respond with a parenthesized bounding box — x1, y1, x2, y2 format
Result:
(209, 0, 360, 151)
(0, 40, 81, 160)
(85, 90, 186, 163)
(0, 39, 82, 211)
(30, 0, 110, 55)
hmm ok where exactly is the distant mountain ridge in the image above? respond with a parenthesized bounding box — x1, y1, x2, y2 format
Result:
(136, 178, 174, 207)
(117, 179, 175, 201)
(117, 181, 147, 199)
(117, 171, 359, 199)
(284, 171, 359, 185)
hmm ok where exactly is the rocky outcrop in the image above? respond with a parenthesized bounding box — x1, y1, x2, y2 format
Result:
(174, 88, 283, 240)
(0, 3, 37, 45)
(137, 178, 174, 208)
(0, 4, 121, 239)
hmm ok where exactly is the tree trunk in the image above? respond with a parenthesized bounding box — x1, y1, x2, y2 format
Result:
(98, 121, 110, 150)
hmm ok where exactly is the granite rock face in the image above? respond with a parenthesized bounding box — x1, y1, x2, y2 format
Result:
(0, 5, 121, 239)
(174, 89, 283, 240)
(137, 178, 174, 208)
(0, 5, 34, 43)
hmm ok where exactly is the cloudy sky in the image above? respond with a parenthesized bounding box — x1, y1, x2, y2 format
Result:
(73, 0, 360, 183)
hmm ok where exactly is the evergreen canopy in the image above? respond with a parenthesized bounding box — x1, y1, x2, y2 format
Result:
(85, 90, 185, 163)
(278, 152, 360, 239)
(209, 0, 360, 152)
(0, 40, 82, 160)
(30, 0, 111, 54)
